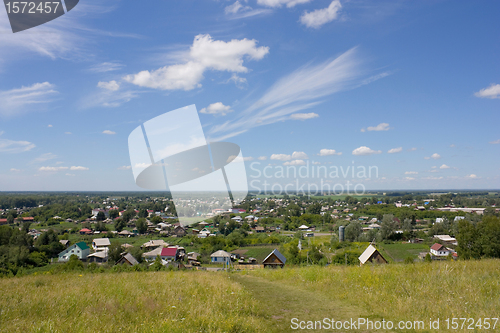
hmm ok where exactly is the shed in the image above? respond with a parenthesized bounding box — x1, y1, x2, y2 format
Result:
(358, 245, 387, 265)
(116, 253, 139, 266)
(262, 249, 286, 268)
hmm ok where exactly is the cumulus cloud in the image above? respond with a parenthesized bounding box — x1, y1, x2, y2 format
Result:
(257, 0, 311, 8)
(270, 154, 291, 161)
(283, 159, 306, 166)
(70, 166, 89, 171)
(405, 171, 418, 175)
(0, 82, 58, 116)
(440, 164, 450, 169)
(200, 102, 233, 116)
(489, 139, 500, 144)
(300, 0, 342, 29)
(292, 151, 308, 159)
(387, 147, 402, 154)
(102, 130, 116, 135)
(97, 80, 120, 91)
(361, 123, 390, 132)
(318, 149, 341, 156)
(466, 174, 478, 179)
(290, 112, 319, 120)
(258, 156, 267, 160)
(352, 146, 382, 156)
(431, 153, 441, 159)
(124, 34, 269, 91)
(474, 83, 500, 99)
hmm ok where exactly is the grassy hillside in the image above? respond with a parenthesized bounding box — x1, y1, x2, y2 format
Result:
(0, 271, 267, 333)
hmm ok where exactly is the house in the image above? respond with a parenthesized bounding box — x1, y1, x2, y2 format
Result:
(173, 225, 186, 237)
(59, 240, 70, 248)
(210, 250, 231, 264)
(58, 242, 90, 262)
(430, 243, 450, 256)
(141, 239, 169, 250)
(87, 250, 108, 263)
(92, 238, 110, 251)
(118, 230, 134, 237)
(255, 226, 266, 233)
(0, 219, 8, 225)
(358, 245, 387, 265)
(262, 249, 286, 268)
(198, 230, 211, 238)
(116, 253, 139, 266)
(142, 247, 163, 261)
(79, 228, 93, 235)
(160, 247, 178, 261)
(434, 235, 458, 246)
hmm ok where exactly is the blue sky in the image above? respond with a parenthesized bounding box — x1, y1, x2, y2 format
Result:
(0, 0, 498, 191)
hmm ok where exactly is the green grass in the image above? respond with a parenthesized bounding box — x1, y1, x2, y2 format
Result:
(378, 243, 430, 262)
(232, 245, 278, 261)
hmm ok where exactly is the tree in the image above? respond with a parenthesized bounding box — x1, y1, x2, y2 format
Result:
(114, 218, 126, 232)
(138, 209, 148, 218)
(96, 211, 106, 221)
(344, 222, 362, 242)
(108, 242, 124, 264)
(135, 218, 148, 234)
(150, 215, 162, 224)
(95, 221, 107, 232)
(109, 209, 119, 220)
(380, 214, 397, 240)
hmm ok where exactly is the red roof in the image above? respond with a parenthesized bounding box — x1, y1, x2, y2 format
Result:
(430, 243, 445, 251)
(80, 228, 92, 232)
(161, 247, 177, 257)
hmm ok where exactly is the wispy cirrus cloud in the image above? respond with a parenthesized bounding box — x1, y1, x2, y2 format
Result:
(208, 47, 388, 141)
(88, 62, 125, 73)
(31, 153, 57, 164)
(257, 0, 311, 8)
(0, 82, 58, 116)
(0, 137, 35, 153)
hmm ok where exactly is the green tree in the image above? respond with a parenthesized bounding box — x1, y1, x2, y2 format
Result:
(109, 209, 119, 220)
(380, 214, 397, 240)
(96, 211, 106, 221)
(135, 218, 148, 234)
(108, 242, 124, 264)
(344, 222, 362, 242)
(114, 218, 126, 232)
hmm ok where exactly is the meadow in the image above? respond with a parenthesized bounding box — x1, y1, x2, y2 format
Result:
(1, 259, 499, 332)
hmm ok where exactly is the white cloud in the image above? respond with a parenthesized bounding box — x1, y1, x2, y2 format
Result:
(225, 1, 251, 14)
(257, 0, 311, 8)
(362, 123, 391, 132)
(10, 168, 21, 172)
(300, 0, 342, 29)
(31, 153, 57, 163)
(48, 124, 53, 128)
(270, 154, 292, 161)
(283, 159, 306, 166)
(352, 146, 382, 156)
(97, 80, 120, 91)
(65, 173, 76, 177)
(431, 153, 441, 160)
(0, 82, 58, 116)
(102, 130, 116, 135)
(408, 147, 417, 151)
(489, 139, 500, 144)
(209, 47, 388, 141)
(258, 156, 267, 160)
(440, 164, 450, 169)
(474, 83, 500, 99)
(39, 166, 68, 172)
(118, 166, 132, 170)
(405, 171, 418, 175)
(466, 174, 478, 179)
(0, 136, 35, 153)
(405, 177, 415, 180)
(318, 149, 341, 156)
(124, 34, 269, 91)
(200, 102, 233, 116)
(422, 176, 443, 180)
(290, 113, 319, 120)
(387, 147, 402, 154)
(83, 89, 140, 108)
(89, 62, 124, 73)
(292, 151, 308, 159)
(70, 166, 89, 171)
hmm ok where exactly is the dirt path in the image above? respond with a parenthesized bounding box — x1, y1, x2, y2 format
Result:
(232, 274, 372, 332)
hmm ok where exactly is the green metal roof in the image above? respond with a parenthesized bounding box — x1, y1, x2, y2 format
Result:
(76, 241, 89, 250)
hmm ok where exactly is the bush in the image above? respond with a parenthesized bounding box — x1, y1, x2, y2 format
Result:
(404, 256, 414, 264)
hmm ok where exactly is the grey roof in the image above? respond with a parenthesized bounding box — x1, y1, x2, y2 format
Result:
(121, 253, 139, 266)
(92, 238, 111, 247)
(210, 250, 231, 258)
(263, 249, 286, 264)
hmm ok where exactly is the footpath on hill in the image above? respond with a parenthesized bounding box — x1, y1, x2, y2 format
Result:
(231, 274, 375, 333)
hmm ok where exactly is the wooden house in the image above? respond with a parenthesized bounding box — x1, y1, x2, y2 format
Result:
(358, 245, 387, 265)
(116, 253, 139, 266)
(262, 249, 286, 268)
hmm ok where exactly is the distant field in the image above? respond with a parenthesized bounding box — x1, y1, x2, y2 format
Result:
(378, 243, 430, 262)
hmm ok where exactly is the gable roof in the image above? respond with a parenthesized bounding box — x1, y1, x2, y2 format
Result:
(210, 250, 231, 258)
(142, 247, 163, 258)
(75, 241, 89, 250)
(431, 243, 446, 251)
(161, 247, 178, 257)
(358, 245, 381, 264)
(263, 249, 286, 264)
(92, 238, 110, 246)
(120, 253, 139, 266)
(88, 251, 108, 259)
